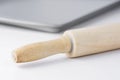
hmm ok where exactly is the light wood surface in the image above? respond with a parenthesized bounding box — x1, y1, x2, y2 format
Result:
(13, 24, 120, 63)
(13, 36, 71, 63)
(64, 24, 120, 57)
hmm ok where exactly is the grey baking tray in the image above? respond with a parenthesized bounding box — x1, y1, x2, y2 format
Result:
(0, 0, 120, 33)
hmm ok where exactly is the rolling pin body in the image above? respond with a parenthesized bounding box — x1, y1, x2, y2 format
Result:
(64, 24, 120, 57)
(14, 24, 120, 63)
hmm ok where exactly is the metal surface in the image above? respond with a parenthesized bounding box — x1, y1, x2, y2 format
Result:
(0, 0, 120, 33)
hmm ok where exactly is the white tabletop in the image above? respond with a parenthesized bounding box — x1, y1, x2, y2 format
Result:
(0, 1, 120, 80)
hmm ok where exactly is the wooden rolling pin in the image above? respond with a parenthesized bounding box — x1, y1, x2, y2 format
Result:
(13, 24, 120, 63)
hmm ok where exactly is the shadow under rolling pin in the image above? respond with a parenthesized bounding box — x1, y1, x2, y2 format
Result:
(13, 24, 120, 63)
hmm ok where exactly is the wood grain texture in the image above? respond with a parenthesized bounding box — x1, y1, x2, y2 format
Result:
(13, 36, 71, 63)
(64, 24, 120, 57)
(13, 24, 120, 63)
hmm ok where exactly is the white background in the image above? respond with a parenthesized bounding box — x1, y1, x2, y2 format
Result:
(0, 0, 120, 80)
